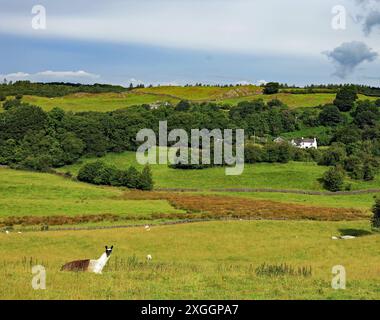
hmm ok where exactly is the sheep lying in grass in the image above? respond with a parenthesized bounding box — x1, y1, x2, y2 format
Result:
(61, 246, 113, 274)
(331, 235, 356, 240)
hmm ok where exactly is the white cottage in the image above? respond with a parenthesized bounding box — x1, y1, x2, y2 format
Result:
(291, 137, 318, 149)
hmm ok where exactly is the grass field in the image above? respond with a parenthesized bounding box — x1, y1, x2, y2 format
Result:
(21, 92, 178, 112)
(135, 85, 262, 101)
(1, 163, 379, 299)
(0, 167, 183, 218)
(1, 219, 380, 299)
(220, 93, 377, 109)
(59, 149, 380, 193)
(224, 191, 378, 211)
(6, 86, 377, 112)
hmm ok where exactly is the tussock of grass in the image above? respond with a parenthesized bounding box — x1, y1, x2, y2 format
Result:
(255, 263, 312, 277)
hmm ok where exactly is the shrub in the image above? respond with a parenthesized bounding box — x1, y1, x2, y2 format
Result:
(77, 161, 106, 184)
(139, 165, 154, 190)
(363, 163, 376, 181)
(371, 198, 380, 229)
(77, 161, 153, 190)
(2, 98, 22, 110)
(322, 166, 345, 192)
(20, 154, 53, 172)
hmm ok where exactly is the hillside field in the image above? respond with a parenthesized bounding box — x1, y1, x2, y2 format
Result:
(20, 92, 178, 112)
(59, 149, 380, 193)
(3, 86, 376, 112)
(0, 163, 379, 299)
(0, 167, 183, 219)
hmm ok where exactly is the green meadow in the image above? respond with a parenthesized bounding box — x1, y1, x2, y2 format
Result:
(5, 86, 375, 112)
(21, 92, 178, 112)
(59, 149, 380, 193)
(1, 220, 380, 299)
(0, 167, 182, 218)
(219, 93, 376, 109)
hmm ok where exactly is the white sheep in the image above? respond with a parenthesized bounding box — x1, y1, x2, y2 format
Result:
(146, 254, 152, 261)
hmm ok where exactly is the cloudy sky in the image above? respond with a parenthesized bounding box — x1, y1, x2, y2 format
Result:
(0, 0, 379, 86)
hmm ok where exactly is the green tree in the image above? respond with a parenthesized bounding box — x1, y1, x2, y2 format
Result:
(60, 132, 85, 164)
(333, 86, 358, 112)
(363, 163, 376, 181)
(263, 82, 279, 94)
(139, 165, 154, 190)
(77, 161, 106, 184)
(322, 166, 345, 192)
(2, 98, 22, 111)
(318, 144, 346, 166)
(318, 105, 344, 126)
(175, 100, 192, 112)
(371, 198, 380, 229)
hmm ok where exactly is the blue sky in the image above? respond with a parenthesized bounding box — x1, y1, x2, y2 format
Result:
(0, 0, 379, 86)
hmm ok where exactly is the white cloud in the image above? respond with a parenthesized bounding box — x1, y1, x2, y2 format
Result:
(234, 80, 253, 85)
(0, 70, 100, 82)
(0, 0, 376, 56)
(128, 78, 144, 85)
(35, 70, 99, 79)
(3, 72, 30, 78)
(257, 80, 268, 86)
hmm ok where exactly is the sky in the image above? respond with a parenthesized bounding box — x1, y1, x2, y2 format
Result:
(0, 0, 379, 86)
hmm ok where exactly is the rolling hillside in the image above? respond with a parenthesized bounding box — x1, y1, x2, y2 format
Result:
(4, 86, 376, 112)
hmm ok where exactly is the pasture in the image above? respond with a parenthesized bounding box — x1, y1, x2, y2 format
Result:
(59, 149, 380, 195)
(220, 93, 377, 109)
(21, 92, 178, 112)
(1, 220, 380, 299)
(5, 86, 377, 112)
(0, 167, 183, 220)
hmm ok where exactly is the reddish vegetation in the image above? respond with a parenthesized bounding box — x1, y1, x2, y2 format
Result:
(0, 214, 121, 227)
(121, 191, 367, 221)
(1, 191, 367, 228)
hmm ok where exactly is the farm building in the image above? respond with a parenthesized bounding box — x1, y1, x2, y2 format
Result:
(290, 137, 318, 149)
(273, 137, 286, 144)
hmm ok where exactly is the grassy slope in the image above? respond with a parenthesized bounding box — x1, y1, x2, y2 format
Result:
(135, 85, 262, 100)
(220, 93, 377, 109)
(60, 149, 380, 192)
(58, 150, 380, 210)
(0, 168, 182, 218)
(1, 219, 379, 299)
(10, 87, 377, 112)
(21, 92, 178, 112)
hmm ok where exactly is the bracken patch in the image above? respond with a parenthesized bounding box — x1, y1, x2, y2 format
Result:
(120, 191, 367, 221)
